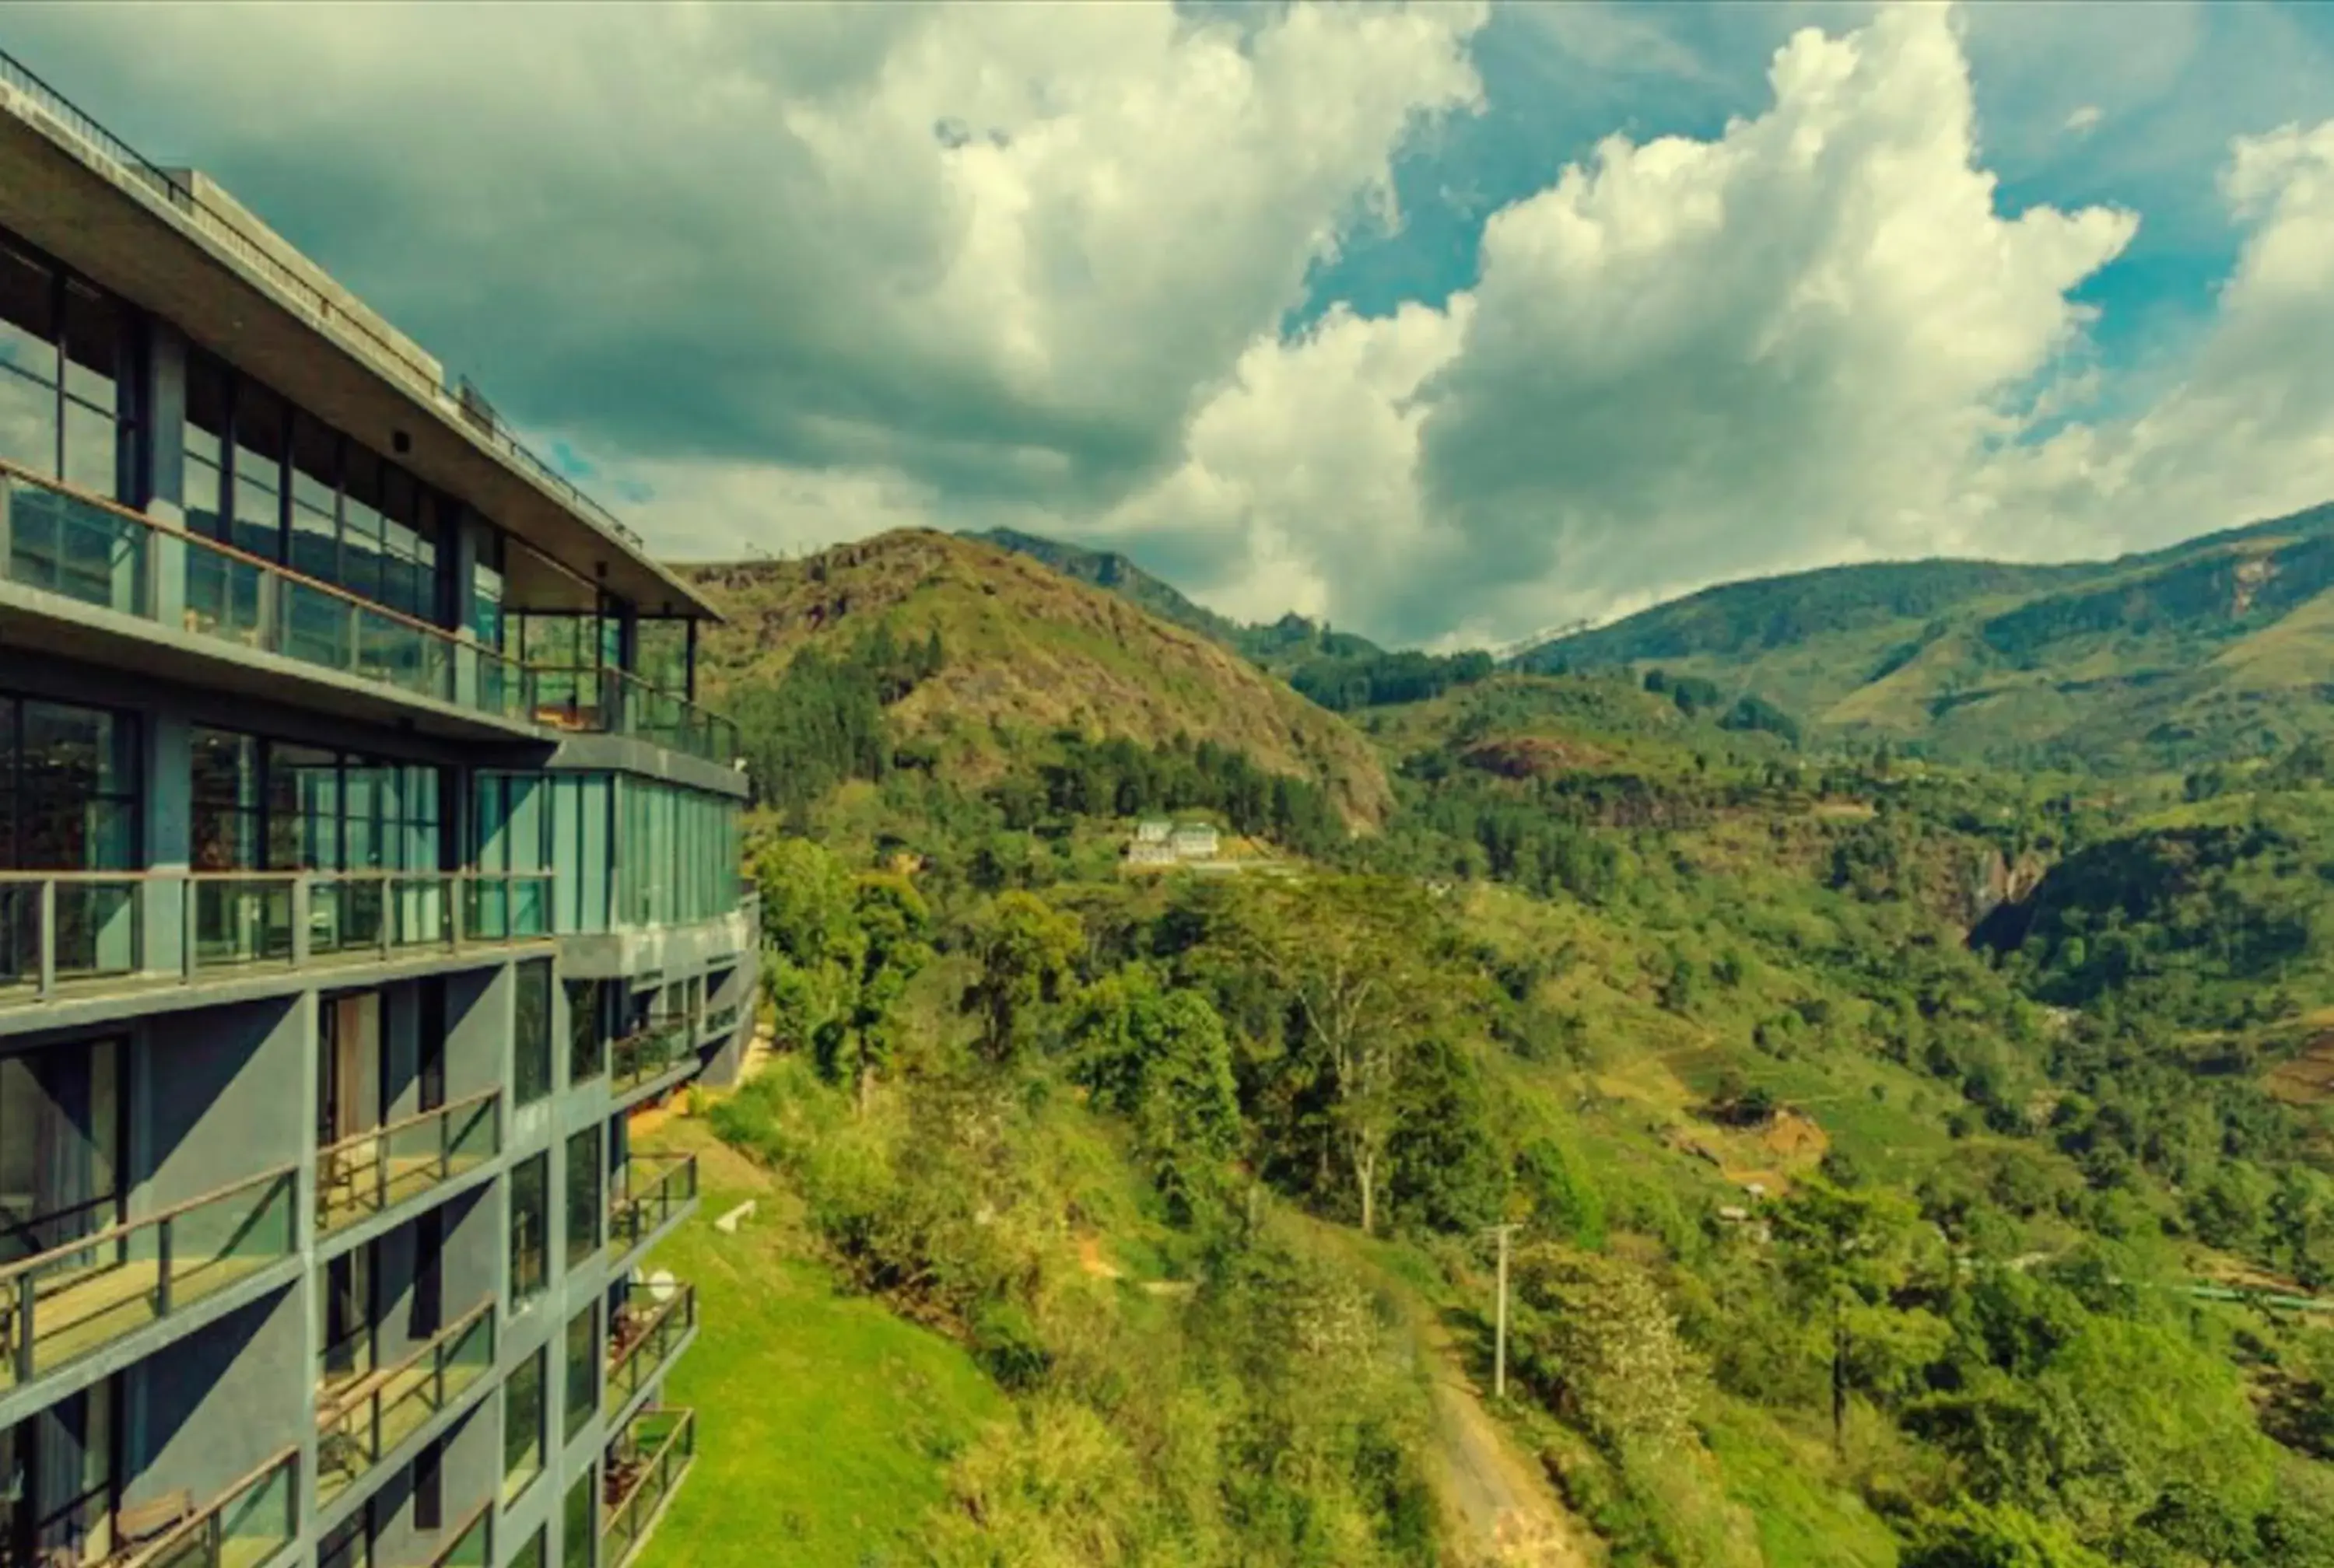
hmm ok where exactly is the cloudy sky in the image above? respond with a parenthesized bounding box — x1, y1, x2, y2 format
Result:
(12, 0, 2334, 648)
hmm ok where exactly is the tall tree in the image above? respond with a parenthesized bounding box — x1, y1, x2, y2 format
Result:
(1232, 877, 1442, 1235)
(962, 891, 1085, 1064)
(1769, 1177, 1923, 1455)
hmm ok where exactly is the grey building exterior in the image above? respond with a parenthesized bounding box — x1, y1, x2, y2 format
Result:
(0, 51, 748, 1568)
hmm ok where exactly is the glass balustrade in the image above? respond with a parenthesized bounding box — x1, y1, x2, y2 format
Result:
(316, 1089, 500, 1236)
(605, 1284, 696, 1417)
(315, 1304, 496, 1502)
(608, 1156, 698, 1262)
(0, 1166, 298, 1395)
(600, 1409, 696, 1568)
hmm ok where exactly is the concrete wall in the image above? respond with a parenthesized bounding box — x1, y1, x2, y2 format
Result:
(370, 1185, 496, 1369)
(121, 1283, 305, 1512)
(131, 994, 306, 1213)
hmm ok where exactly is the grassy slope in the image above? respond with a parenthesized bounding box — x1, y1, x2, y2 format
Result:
(633, 1119, 1007, 1568)
(680, 531, 1393, 828)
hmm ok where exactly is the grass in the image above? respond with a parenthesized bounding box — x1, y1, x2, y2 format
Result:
(1701, 1402, 1901, 1568)
(632, 1118, 1008, 1568)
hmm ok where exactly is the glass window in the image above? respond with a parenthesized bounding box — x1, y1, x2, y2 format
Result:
(562, 1465, 594, 1568)
(342, 446, 384, 601)
(0, 1038, 121, 1264)
(189, 726, 260, 871)
(290, 413, 340, 584)
(513, 1528, 546, 1568)
(510, 1152, 548, 1306)
(230, 380, 286, 562)
(265, 742, 339, 870)
(414, 1437, 443, 1531)
(502, 1346, 546, 1504)
(515, 960, 552, 1105)
(566, 980, 606, 1084)
(6, 699, 138, 871)
(183, 354, 228, 542)
(562, 1302, 598, 1443)
(0, 240, 57, 479)
(565, 1125, 601, 1269)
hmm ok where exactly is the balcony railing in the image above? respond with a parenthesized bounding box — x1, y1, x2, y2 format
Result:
(605, 1283, 696, 1418)
(419, 1501, 492, 1568)
(610, 1015, 696, 1095)
(317, 1087, 500, 1236)
(601, 1409, 696, 1568)
(608, 1156, 698, 1262)
(530, 663, 738, 766)
(122, 1445, 299, 1568)
(316, 1301, 496, 1502)
(0, 870, 554, 1007)
(0, 459, 543, 725)
(0, 1165, 297, 1395)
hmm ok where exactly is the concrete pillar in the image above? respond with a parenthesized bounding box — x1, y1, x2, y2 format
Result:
(142, 322, 189, 630)
(143, 715, 193, 977)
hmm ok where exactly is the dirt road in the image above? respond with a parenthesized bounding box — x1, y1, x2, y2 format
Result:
(1416, 1316, 1595, 1568)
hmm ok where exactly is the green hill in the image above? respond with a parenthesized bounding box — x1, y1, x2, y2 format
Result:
(1510, 501, 2334, 772)
(680, 530, 1394, 831)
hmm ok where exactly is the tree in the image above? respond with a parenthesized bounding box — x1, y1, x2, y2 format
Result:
(1071, 968, 1243, 1223)
(838, 873, 931, 1111)
(1512, 1245, 1698, 1454)
(962, 892, 1085, 1063)
(1232, 877, 1442, 1235)
(1768, 1177, 1923, 1455)
(752, 839, 862, 1064)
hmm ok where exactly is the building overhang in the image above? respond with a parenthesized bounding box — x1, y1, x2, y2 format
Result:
(0, 98, 723, 623)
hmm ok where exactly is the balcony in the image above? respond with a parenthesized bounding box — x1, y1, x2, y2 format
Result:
(530, 664, 738, 767)
(0, 871, 553, 1011)
(0, 459, 538, 726)
(319, 1499, 489, 1568)
(609, 1015, 695, 1097)
(600, 1409, 696, 1568)
(118, 1445, 299, 1568)
(607, 1156, 697, 1265)
(0, 1165, 297, 1398)
(604, 1283, 696, 1419)
(316, 1088, 499, 1237)
(315, 1301, 495, 1503)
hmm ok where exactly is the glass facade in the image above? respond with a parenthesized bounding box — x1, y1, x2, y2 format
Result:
(0, 697, 137, 870)
(0, 233, 135, 501)
(515, 959, 553, 1105)
(472, 774, 737, 935)
(562, 1303, 598, 1444)
(503, 1346, 546, 1504)
(564, 1125, 601, 1271)
(510, 1152, 549, 1308)
(183, 351, 443, 621)
(187, 729, 442, 874)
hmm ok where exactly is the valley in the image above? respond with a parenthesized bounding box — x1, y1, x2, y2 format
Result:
(644, 519, 2334, 1568)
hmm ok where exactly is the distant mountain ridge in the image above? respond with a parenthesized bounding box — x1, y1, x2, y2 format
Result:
(1509, 501, 2334, 772)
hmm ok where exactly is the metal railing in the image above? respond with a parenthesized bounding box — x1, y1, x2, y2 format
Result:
(0, 45, 645, 552)
(605, 1283, 696, 1418)
(0, 460, 738, 759)
(608, 1156, 698, 1262)
(123, 1446, 299, 1568)
(530, 663, 739, 766)
(0, 459, 533, 721)
(0, 870, 554, 1006)
(0, 1164, 298, 1394)
(315, 1301, 496, 1502)
(610, 1014, 696, 1095)
(600, 1409, 696, 1568)
(316, 1088, 500, 1236)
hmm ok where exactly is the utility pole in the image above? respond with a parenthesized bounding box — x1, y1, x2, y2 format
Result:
(1484, 1223, 1519, 1401)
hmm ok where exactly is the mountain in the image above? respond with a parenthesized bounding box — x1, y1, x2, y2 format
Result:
(1514, 500, 2334, 772)
(960, 527, 1261, 651)
(966, 527, 1499, 712)
(679, 530, 1393, 828)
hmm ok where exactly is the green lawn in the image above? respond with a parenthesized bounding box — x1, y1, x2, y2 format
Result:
(633, 1122, 1007, 1568)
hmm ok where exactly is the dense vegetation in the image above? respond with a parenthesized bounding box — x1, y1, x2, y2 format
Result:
(678, 527, 2334, 1568)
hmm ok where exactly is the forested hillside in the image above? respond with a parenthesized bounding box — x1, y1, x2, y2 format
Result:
(650, 531, 2334, 1568)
